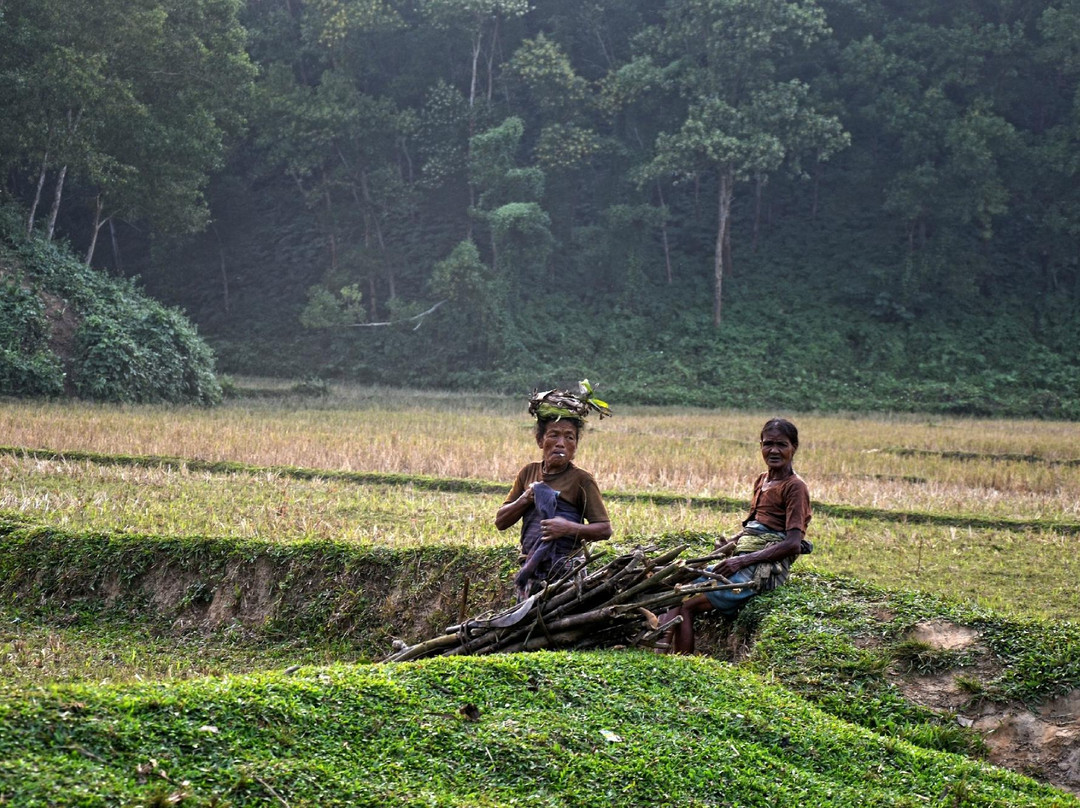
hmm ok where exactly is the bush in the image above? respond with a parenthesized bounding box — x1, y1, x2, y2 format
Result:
(1, 201, 221, 404)
(0, 278, 65, 396)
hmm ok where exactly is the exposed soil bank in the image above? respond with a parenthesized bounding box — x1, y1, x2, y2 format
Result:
(888, 619, 1080, 796)
(0, 519, 514, 659)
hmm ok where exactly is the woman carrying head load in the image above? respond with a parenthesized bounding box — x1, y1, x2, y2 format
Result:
(495, 381, 613, 601)
(663, 417, 811, 654)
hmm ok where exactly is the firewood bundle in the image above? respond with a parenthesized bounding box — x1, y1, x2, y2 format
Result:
(384, 544, 752, 662)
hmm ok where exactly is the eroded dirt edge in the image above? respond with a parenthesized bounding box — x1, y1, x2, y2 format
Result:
(888, 619, 1080, 795)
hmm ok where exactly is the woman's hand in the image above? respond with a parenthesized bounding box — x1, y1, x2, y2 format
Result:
(495, 482, 539, 531)
(540, 517, 614, 544)
(713, 555, 746, 578)
(714, 531, 803, 577)
(540, 516, 578, 541)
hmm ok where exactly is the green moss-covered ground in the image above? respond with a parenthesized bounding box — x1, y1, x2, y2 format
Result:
(2, 652, 1075, 808)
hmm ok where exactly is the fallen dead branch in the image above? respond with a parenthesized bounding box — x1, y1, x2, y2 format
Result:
(385, 544, 751, 661)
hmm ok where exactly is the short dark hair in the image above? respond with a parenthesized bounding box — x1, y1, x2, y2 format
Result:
(761, 417, 798, 448)
(535, 417, 583, 442)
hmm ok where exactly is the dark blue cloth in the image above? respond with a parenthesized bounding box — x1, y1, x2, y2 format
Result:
(701, 567, 758, 614)
(515, 483, 584, 593)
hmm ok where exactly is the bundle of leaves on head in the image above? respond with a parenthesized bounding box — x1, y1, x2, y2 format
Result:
(528, 379, 611, 422)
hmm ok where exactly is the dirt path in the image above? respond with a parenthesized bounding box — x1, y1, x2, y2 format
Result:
(891, 620, 1080, 795)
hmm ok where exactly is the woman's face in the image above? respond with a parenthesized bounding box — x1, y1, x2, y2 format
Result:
(537, 420, 579, 473)
(760, 427, 796, 474)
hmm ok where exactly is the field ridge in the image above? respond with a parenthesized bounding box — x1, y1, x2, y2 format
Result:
(4, 514, 1080, 802)
(4, 652, 1075, 807)
(886, 448, 1080, 467)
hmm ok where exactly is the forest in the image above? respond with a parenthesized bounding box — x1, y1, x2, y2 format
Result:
(2, 0, 1079, 416)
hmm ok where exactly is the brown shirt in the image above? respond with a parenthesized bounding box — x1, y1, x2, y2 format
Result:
(738, 471, 811, 593)
(503, 462, 610, 526)
(744, 472, 811, 534)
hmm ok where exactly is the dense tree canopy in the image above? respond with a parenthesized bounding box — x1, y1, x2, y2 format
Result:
(2, 0, 1078, 415)
(0, 0, 253, 259)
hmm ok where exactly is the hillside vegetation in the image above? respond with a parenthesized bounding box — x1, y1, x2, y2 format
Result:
(4, 0, 1080, 416)
(0, 205, 220, 403)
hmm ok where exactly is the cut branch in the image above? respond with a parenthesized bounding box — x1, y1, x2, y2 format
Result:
(343, 299, 447, 330)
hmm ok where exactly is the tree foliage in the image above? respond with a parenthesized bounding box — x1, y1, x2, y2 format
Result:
(3, 0, 1080, 415)
(633, 0, 849, 324)
(0, 0, 254, 255)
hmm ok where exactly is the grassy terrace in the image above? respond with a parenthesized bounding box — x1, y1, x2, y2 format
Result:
(2, 384, 1079, 805)
(1, 385, 1077, 620)
(2, 650, 1073, 808)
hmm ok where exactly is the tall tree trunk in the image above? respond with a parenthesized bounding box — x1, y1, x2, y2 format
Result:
(466, 18, 484, 240)
(752, 173, 765, 252)
(723, 218, 732, 278)
(46, 109, 83, 240)
(360, 168, 394, 302)
(469, 23, 482, 112)
(211, 222, 229, 313)
(654, 180, 673, 284)
(467, 184, 475, 240)
(594, 26, 614, 69)
(85, 194, 105, 265)
(363, 211, 377, 318)
(109, 218, 123, 273)
(486, 15, 498, 102)
(46, 164, 68, 242)
(713, 167, 734, 327)
(27, 150, 49, 237)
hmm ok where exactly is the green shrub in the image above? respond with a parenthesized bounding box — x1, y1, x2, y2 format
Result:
(1, 201, 221, 404)
(0, 278, 65, 396)
(0, 346, 65, 396)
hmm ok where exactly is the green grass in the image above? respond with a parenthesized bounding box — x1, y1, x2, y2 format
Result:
(810, 514, 1080, 620)
(744, 574, 1080, 735)
(3, 517, 1080, 788)
(1, 652, 1073, 807)
(0, 610, 356, 686)
(0, 452, 743, 547)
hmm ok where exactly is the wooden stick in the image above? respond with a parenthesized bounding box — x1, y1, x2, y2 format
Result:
(384, 632, 459, 662)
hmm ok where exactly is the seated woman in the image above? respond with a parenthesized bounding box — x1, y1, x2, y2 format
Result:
(663, 417, 811, 653)
(495, 383, 613, 601)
